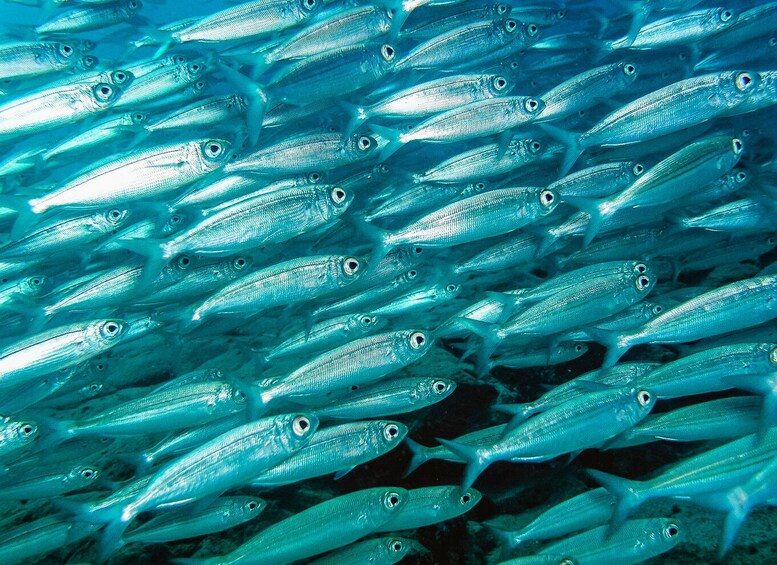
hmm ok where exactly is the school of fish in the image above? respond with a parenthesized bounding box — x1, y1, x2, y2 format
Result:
(0, 0, 775, 563)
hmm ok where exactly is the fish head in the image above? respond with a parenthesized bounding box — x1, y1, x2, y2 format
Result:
(629, 261, 657, 298)
(296, 0, 320, 17)
(18, 275, 46, 296)
(380, 538, 414, 561)
(78, 55, 99, 72)
(379, 43, 397, 69)
(333, 255, 365, 287)
(615, 61, 639, 87)
(384, 420, 408, 443)
(395, 329, 434, 363)
(91, 82, 121, 108)
(715, 70, 761, 109)
(7, 420, 38, 446)
(95, 208, 130, 234)
(194, 138, 232, 172)
(222, 255, 252, 279)
(316, 184, 353, 220)
(705, 7, 736, 33)
(536, 187, 559, 216)
(280, 413, 319, 451)
(629, 387, 656, 422)
(69, 464, 101, 486)
(347, 312, 381, 334)
(420, 377, 456, 402)
(552, 341, 588, 363)
(485, 74, 512, 96)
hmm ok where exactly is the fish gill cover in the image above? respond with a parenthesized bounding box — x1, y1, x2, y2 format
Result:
(0, 0, 774, 563)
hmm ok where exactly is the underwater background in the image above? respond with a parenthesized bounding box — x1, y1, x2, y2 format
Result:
(0, 0, 776, 563)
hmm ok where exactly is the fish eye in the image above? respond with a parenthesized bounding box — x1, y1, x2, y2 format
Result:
(433, 380, 447, 393)
(526, 22, 539, 36)
(637, 390, 652, 406)
(308, 172, 321, 183)
(460, 493, 472, 504)
(330, 186, 347, 204)
(510, 60, 519, 69)
(132, 112, 147, 123)
(413, 246, 423, 255)
(505, 19, 518, 33)
(633, 163, 644, 175)
(128, 0, 139, 8)
(623, 63, 636, 76)
(107, 209, 124, 222)
(233, 389, 247, 403)
(357, 135, 375, 151)
(390, 540, 403, 552)
(495, 3, 508, 15)
(735, 72, 754, 91)
(111, 70, 131, 85)
(93, 83, 114, 102)
(652, 305, 663, 315)
(20, 423, 36, 436)
(88, 383, 101, 392)
(175, 55, 187, 64)
(524, 97, 540, 112)
(177, 255, 191, 268)
(343, 257, 361, 276)
(247, 500, 259, 510)
(82, 56, 97, 68)
(635, 275, 650, 290)
(383, 423, 400, 440)
(292, 415, 311, 436)
(475, 181, 486, 190)
(204, 141, 224, 159)
(407, 269, 418, 278)
(540, 189, 555, 208)
(770, 37, 777, 47)
(732, 138, 743, 154)
(634, 263, 647, 274)
(530, 140, 543, 153)
(557, 9, 566, 18)
(409, 331, 426, 349)
(30, 277, 42, 286)
(384, 491, 401, 508)
(303, 0, 316, 9)
(446, 283, 457, 292)
(665, 523, 679, 538)
(233, 256, 248, 269)
(575, 344, 584, 352)
(492, 76, 508, 91)
(80, 467, 96, 478)
(59, 43, 74, 57)
(360, 315, 374, 327)
(195, 80, 206, 89)
(101, 321, 122, 338)
(770, 346, 777, 364)
(170, 214, 182, 225)
(720, 9, 733, 22)
(381, 44, 395, 62)
(96, 363, 105, 371)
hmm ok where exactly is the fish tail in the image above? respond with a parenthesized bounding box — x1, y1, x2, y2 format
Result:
(562, 195, 611, 246)
(435, 438, 490, 493)
(719, 488, 749, 559)
(587, 468, 643, 532)
(34, 413, 77, 448)
(339, 101, 370, 141)
(116, 237, 174, 285)
(402, 437, 433, 477)
(456, 318, 503, 376)
(368, 123, 406, 161)
(99, 507, 137, 561)
(5, 196, 39, 240)
(483, 522, 521, 558)
(538, 123, 584, 177)
(583, 326, 633, 368)
(217, 62, 268, 147)
(355, 219, 394, 265)
(492, 403, 534, 434)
